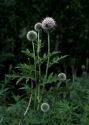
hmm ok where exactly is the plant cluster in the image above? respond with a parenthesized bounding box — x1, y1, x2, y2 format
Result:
(0, 17, 89, 125)
(4, 17, 67, 124)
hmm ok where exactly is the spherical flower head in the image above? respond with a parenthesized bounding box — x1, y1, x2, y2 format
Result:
(41, 103, 50, 112)
(58, 73, 66, 81)
(34, 22, 42, 32)
(42, 17, 56, 33)
(27, 30, 37, 41)
(81, 65, 86, 70)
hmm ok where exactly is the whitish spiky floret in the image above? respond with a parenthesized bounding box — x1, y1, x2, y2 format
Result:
(58, 73, 66, 81)
(27, 30, 37, 41)
(42, 17, 56, 32)
(41, 103, 50, 112)
(81, 65, 86, 70)
(34, 22, 42, 32)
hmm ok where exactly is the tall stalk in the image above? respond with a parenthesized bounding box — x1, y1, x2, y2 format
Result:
(37, 32, 41, 110)
(32, 42, 37, 82)
(37, 32, 41, 79)
(45, 32, 50, 78)
(24, 93, 32, 116)
(32, 41, 37, 110)
(24, 80, 33, 116)
(42, 32, 50, 101)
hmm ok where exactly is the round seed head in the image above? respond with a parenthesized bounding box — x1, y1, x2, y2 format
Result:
(34, 22, 42, 32)
(81, 65, 86, 70)
(42, 17, 56, 33)
(41, 103, 50, 112)
(27, 30, 37, 41)
(58, 73, 66, 81)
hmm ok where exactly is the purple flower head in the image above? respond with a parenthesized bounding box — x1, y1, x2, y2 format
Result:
(42, 17, 56, 33)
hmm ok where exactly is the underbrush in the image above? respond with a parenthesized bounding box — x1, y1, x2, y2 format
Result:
(0, 75, 89, 125)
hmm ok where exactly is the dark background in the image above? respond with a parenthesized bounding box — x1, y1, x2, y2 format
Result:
(0, 0, 89, 80)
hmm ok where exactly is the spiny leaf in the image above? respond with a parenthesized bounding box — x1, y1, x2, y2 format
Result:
(22, 49, 34, 59)
(41, 73, 59, 85)
(49, 55, 68, 67)
(59, 55, 69, 60)
(51, 51, 61, 56)
(16, 77, 24, 85)
(6, 74, 35, 82)
(0, 88, 9, 96)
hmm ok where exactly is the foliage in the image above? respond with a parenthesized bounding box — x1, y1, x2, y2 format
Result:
(0, 76, 89, 125)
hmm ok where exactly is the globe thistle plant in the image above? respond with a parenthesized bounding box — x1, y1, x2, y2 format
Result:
(41, 102, 50, 113)
(41, 17, 56, 78)
(34, 22, 42, 32)
(34, 23, 42, 107)
(58, 73, 66, 81)
(27, 30, 37, 42)
(27, 30, 37, 102)
(42, 17, 56, 33)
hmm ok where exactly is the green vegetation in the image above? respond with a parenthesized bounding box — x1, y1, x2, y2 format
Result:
(0, 0, 89, 125)
(0, 76, 89, 125)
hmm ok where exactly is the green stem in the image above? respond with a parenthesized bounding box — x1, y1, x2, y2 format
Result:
(37, 32, 41, 80)
(42, 112, 45, 123)
(32, 42, 37, 82)
(42, 33, 50, 99)
(45, 32, 50, 78)
(24, 94, 32, 116)
(37, 85, 40, 110)
(32, 42, 37, 111)
(18, 120, 21, 125)
(37, 32, 41, 110)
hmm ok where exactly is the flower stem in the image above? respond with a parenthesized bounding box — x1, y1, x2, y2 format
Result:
(24, 93, 32, 116)
(37, 32, 41, 110)
(32, 42, 37, 110)
(45, 32, 50, 78)
(37, 32, 41, 80)
(32, 42, 37, 82)
(42, 112, 45, 123)
(42, 33, 50, 99)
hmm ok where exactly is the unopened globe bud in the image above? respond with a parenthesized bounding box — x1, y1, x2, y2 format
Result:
(34, 22, 42, 32)
(27, 30, 37, 41)
(58, 73, 66, 81)
(41, 102, 50, 112)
